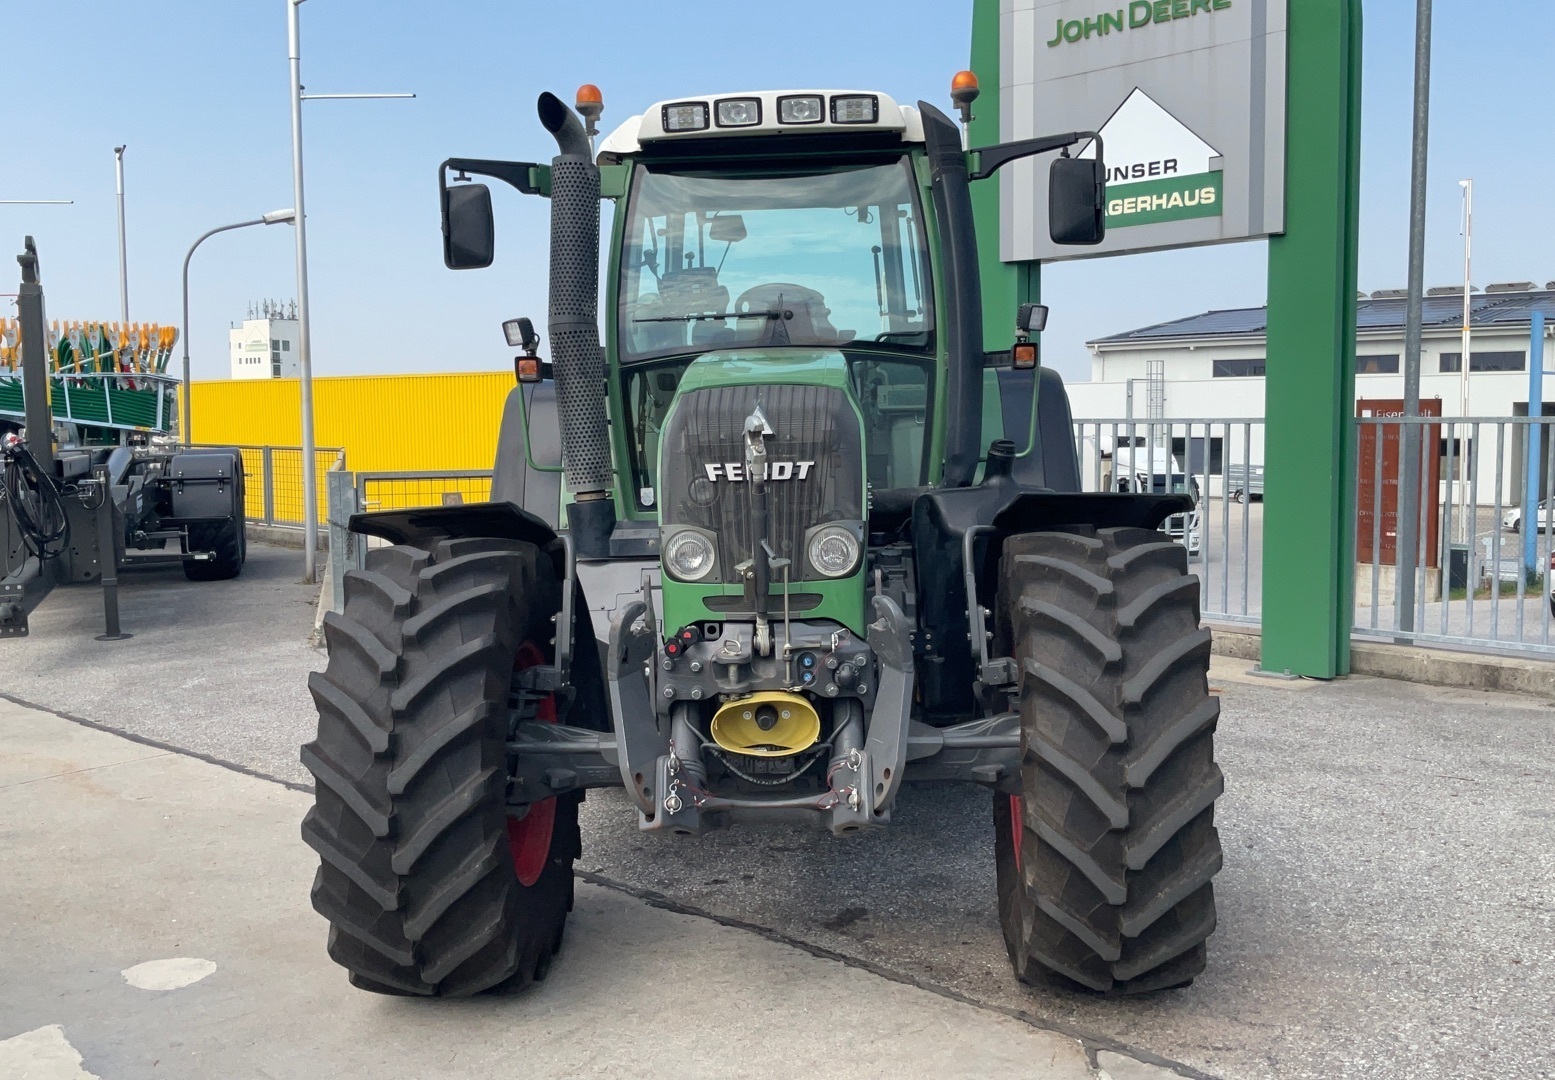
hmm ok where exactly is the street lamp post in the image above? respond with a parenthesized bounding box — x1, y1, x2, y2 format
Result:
(287, 0, 413, 583)
(180, 209, 297, 441)
(1458, 178, 1473, 544)
(115, 146, 129, 322)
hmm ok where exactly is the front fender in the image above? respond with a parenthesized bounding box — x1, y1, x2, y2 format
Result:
(911, 484, 1193, 721)
(349, 500, 557, 551)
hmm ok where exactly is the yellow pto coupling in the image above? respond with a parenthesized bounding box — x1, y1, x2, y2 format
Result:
(709, 692, 821, 757)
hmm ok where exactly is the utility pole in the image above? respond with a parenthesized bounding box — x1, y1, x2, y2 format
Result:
(287, 0, 413, 583)
(1396, 0, 1432, 633)
(1458, 178, 1473, 544)
(287, 0, 317, 582)
(114, 146, 129, 322)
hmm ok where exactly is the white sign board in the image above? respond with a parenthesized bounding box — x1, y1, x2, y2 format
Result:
(999, 0, 1287, 262)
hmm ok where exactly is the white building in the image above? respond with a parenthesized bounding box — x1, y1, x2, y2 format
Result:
(229, 299, 300, 380)
(1066, 283, 1555, 502)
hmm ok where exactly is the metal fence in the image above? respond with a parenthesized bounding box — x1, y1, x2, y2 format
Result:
(193, 443, 346, 527)
(1353, 416, 1555, 657)
(1073, 418, 1266, 625)
(357, 470, 494, 512)
(324, 469, 496, 615)
(303, 417, 1555, 662)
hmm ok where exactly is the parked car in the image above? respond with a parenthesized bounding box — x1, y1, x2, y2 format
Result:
(1228, 462, 1264, 503)
(1503, 500, 1551, 533)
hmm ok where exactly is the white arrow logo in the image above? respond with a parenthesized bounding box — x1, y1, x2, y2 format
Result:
(1079, 87, 1221, 183)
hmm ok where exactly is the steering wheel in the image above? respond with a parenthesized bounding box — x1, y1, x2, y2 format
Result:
(733, 282, 827, 316)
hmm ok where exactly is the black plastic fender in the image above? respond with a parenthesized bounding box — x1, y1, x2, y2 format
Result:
(349, 500, 557, 551)
(910, 483, 1192, 722)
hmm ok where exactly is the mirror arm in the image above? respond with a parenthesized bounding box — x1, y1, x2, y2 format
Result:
(440, 157, 546, 197)
(968, 132, 1102, 181)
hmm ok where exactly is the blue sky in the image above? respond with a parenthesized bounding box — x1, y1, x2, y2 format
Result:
(1, 1, 1546, 384)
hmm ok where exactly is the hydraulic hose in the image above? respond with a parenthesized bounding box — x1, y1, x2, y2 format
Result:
(1, 433, 70, 560)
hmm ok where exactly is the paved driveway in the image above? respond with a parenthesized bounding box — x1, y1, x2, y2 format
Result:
(4, 541, 1553, 1078)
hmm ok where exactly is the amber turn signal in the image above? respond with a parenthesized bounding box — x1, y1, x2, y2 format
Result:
(1013, 343, 1038, 369)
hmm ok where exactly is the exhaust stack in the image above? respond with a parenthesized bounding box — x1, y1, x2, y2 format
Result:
(538, 91, 615, 557)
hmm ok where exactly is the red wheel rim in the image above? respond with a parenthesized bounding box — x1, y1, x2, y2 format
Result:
(507, 640, 557, 887)
(1009, 794, 1024, 875)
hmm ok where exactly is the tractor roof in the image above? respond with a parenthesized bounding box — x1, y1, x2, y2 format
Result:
(598, 90, 924, 157)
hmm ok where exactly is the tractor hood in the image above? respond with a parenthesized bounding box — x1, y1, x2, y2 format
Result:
(672, 348, 854, 394)
(654, 347, 868, 636)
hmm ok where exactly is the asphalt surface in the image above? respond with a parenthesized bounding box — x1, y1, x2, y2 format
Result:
(4, 541, 1554, 1078)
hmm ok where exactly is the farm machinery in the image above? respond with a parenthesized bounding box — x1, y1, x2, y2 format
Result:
(302, 79, 1223, 997)
(1, 238, 247, 637)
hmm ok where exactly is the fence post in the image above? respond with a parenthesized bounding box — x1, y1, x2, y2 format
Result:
(326, 469, 359, 616)
(261, 447, 275, 525)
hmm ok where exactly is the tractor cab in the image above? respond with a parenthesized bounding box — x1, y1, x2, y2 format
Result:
(604, 92, 937, 512)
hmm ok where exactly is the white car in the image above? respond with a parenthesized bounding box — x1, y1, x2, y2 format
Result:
(1503, 501, 1551, 533)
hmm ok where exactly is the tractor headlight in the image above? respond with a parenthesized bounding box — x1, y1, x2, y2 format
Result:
(806, 524, 860, 578)
(778, 95, 824, 124)
(715, 98, 762, 128)
(830, 94, 878, 125)
(664, 528, 717, 581)
(662, 102, 710, 132)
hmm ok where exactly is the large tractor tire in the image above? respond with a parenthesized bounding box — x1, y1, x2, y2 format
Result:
(993, 526, 1223, 994)
(301, 536, 578, 996)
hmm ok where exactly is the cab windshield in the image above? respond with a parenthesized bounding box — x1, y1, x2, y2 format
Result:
(617, 158, 932, 362)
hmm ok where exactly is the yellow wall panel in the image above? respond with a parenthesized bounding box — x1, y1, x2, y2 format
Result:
(188, 371, 512, 472)
(188, 372, 513, 521)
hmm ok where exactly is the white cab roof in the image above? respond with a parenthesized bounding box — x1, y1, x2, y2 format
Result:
(599, 90, 924, 156)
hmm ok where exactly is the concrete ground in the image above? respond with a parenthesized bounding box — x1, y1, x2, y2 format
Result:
(4, 542, 1555, 1078)
(0, 697, 1174, 1080)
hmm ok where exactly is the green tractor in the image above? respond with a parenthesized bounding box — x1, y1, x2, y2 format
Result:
(302, 81, 1223, 997)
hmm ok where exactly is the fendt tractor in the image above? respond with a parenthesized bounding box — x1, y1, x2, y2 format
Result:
(302, 78, 1224, 998)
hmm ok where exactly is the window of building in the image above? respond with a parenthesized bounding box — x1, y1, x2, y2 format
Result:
(1356, 354, 1399, 374)
(1440, 351, 1528, 373)
(271, 339, 281, 351)
(282, 340, 291, 351)
(1212, 359, 1266, 378)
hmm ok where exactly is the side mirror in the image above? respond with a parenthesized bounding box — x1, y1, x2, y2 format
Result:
(1017, 303, 1049, 333)
(708, 214, 747, 243)
(443, 183, 495, 269)
(1049, 156, 1106, 246)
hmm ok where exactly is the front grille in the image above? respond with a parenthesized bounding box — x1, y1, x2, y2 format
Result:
(659, 383, 863, 583)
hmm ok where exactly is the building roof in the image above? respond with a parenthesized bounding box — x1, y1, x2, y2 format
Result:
(1090, 289, 1555, 347)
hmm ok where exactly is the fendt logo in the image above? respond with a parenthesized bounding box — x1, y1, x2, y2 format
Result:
(703, 461, 816, 481)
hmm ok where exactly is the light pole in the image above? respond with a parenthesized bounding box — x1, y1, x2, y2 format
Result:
(115, 146, 129, 322)
(287, 0, 413, 583)
(1458, 178, 1473, 544)
(181, 209, 297, 440)
(1396, 0, 1431, 633)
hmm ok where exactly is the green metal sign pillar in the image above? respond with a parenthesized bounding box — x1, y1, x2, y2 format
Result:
(1260, 0, 1363, 678)
(969, 0, 1038, 356)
